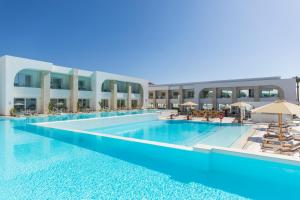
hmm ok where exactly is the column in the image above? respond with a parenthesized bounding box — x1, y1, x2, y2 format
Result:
(153, 90, 157, 108)
(110, 81, 117, 110)
(41, 71, 51, 114)
(70, 69, 78, 113)
(254, 86, 260, 102)
(232, 87, 238, 102)
(179, 87, 183, 104)
(212, 88, 217, 109)
(127, 84, 132, 109)
(165, 90, 169, 109)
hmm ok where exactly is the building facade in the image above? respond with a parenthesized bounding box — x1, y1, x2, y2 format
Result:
(149, 77, 298, 110)
(0, 55, 149, 115)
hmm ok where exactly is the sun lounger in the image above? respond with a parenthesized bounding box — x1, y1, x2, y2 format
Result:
(276, 142, 300, 155)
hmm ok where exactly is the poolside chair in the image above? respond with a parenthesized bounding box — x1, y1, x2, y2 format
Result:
(192, 110, 198, 117)
(263, 132, 293, 142)
(277, 142, 300, 155)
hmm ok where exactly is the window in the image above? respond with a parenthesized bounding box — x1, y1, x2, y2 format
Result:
(149, 92, 154, 99)
(14, 98, 25, 113)
(51, 78, 62, 89)
(101, 99, 109, 108)
(78, 80, 85, 90)
(78, 99, 90, 109)
(131, 83, 141, 94)
(218, 103, 230, 110)
(221, 90, 232, 98)
(172, 103, 179, 108)
(239, 89, 254, 98)
(102, 80, 111, 92)
(185, 91, 194, 98)
(131, 100, 138, 108)
(202, 103, 213, 110)
(172, 91, 179, 99)
(200, 90, 213, 98)
(14, 98, 37, 113)
(50, 99, 66, 110)
(260, 89, 279, 98)
(117, 81, 127, 93)
(14, 73, 32, 87)
(117, 99, 126, 109)
(157, 103, 166, 109)
(26, 98, 36, 110)
(157, 92, 166, 99)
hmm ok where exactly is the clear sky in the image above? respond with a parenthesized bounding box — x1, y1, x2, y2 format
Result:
(0, 0, 299, 84)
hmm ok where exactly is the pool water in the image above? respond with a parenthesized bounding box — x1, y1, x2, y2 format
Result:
(0, 112, 300, 199)
(87, 120, 250, 147)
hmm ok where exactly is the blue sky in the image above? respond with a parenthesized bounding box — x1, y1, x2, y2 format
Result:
(0, 0, 299, 84)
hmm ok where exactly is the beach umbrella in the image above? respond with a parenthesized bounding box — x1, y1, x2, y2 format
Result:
(181, 101, 198, 107)
(230, 102, 252, 122)
(252, 100, 300, 139)
(181, 101, 198, 116)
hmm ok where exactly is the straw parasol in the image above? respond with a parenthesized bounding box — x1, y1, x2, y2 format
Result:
(181, 102, 198, 117)
(230, 102, 252, 122)
(251, 100, 300, 139)
(181, 101, 198, 107)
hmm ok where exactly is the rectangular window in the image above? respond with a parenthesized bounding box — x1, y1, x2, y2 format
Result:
(25, 98, 36, 110)
(260, 89, 279, 98)
(14, 98, 36, 113)
(201, 90, 213, 98)
(202, 103, 213, 110)
(172, 91, 179, 99)
(187, 91, 194, 98)
(78, 99, 90, 109)
(149, 92, 154, 99)
(117, 81, 127, 93)
(51, 78, 63, 89)
(221, 90, 232, 98)
(25, 75, 32, 87)
(101, 99, 109, 108)
(131, 100, 138, 108)
(50, 99, 66, 110)
(239, 89, 254, 98)
(14, 73, 32, 87)
(14, 98, 25, 113)
(117, 99, 126, 109)
(78, 80, 85, 90)
(172, 103, 179, 108)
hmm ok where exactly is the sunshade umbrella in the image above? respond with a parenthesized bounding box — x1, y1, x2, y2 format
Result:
(181, 102, 198, 117)
(230, 102, 252, 122)
(181, 101, 198, 106)
(251, 100, 300, 139)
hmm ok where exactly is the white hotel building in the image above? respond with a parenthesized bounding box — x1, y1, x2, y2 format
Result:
(149, 76, 299, 110)
(0, 55, 149, 116)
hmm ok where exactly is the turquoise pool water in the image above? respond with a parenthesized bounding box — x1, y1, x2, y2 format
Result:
(87, 120, 250, 147)
(1, 113, 300, 199)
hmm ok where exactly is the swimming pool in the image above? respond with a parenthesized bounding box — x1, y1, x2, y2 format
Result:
(1, 112, 300, 199)
(87, 120, 250, 147)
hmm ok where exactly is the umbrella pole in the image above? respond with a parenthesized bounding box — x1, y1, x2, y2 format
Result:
(278, 113, 283, 140)
(240, 107, 243, 124)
